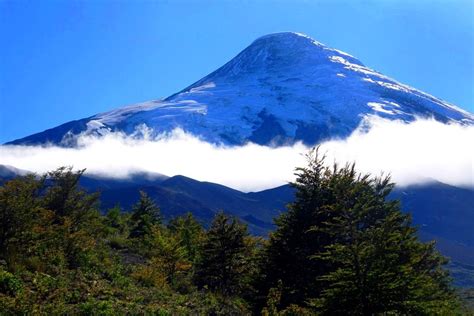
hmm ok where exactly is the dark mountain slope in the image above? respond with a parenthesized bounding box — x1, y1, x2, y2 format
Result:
(1, 165, 473, 285)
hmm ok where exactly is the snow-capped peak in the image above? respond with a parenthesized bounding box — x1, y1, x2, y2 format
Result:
(8, 32, 474, 147)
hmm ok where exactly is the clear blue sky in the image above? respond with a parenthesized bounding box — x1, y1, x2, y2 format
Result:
(1, 0, 473, 143)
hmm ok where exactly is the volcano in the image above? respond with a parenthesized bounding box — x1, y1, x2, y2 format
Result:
(8, 32, 473, 146)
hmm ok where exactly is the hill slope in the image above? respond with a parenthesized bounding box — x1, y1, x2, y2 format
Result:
(1, 166, 473, 285)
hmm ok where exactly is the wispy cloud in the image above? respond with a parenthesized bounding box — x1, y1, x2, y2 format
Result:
(0, 117, 472, 191)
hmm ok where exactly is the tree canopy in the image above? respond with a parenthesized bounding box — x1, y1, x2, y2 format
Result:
(258, 149, 460, 314)
(0, 159, 467, 314)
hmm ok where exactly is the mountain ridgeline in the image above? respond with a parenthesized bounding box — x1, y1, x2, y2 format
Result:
(7, 32, 473, 146)
(1, 164, 473, 289)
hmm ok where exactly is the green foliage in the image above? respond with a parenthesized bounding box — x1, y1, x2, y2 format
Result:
(0, 174, 47, 269)
(195, 212, 254, 297)
(261, 281, 313, 316)
(145, 226, 190, 285)
(104, 205, 131, 250)
(307, 162, 459, 315)
(0, 169, 256, 314)
(129, 191, 162, 238)
(257, 150, 335, 308)
(79, 298, 115, 316)
(0, 268, 22, 296)
(0, 163, 467, 314)
(258, 149, 461, 314)
(168, 212, 204, 263)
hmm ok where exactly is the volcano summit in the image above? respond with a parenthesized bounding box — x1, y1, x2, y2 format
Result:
(9, 32, 473, 146)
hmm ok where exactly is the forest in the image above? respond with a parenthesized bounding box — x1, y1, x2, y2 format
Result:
(0, 151, 470, 315)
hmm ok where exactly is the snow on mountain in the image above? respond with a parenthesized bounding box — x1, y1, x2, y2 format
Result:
(8, 32, 474, 146)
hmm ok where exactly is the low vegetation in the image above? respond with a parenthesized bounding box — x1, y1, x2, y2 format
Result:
(0, 151, 468, 315)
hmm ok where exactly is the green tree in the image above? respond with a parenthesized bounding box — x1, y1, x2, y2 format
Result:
(104, 205, 131, 250)
(43, 167, 100, 221)
(41, 167, 103, 269)
(146, 226, 190, 285)
(194, 212, 251, 297)
(259, 149, 460, 314)
(129, 191, 161, 238)
(168, 212, 204, 262)
(257, 150, 334, 309)
(309, 164, 459, 315)
(0, 174, 48, 270)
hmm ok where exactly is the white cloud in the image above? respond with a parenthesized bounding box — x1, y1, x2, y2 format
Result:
(0, 117, 473, 191)
(319, 116, 474, 189)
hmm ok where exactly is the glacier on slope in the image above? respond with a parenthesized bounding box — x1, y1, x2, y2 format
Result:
(9, 32, 474, 146)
